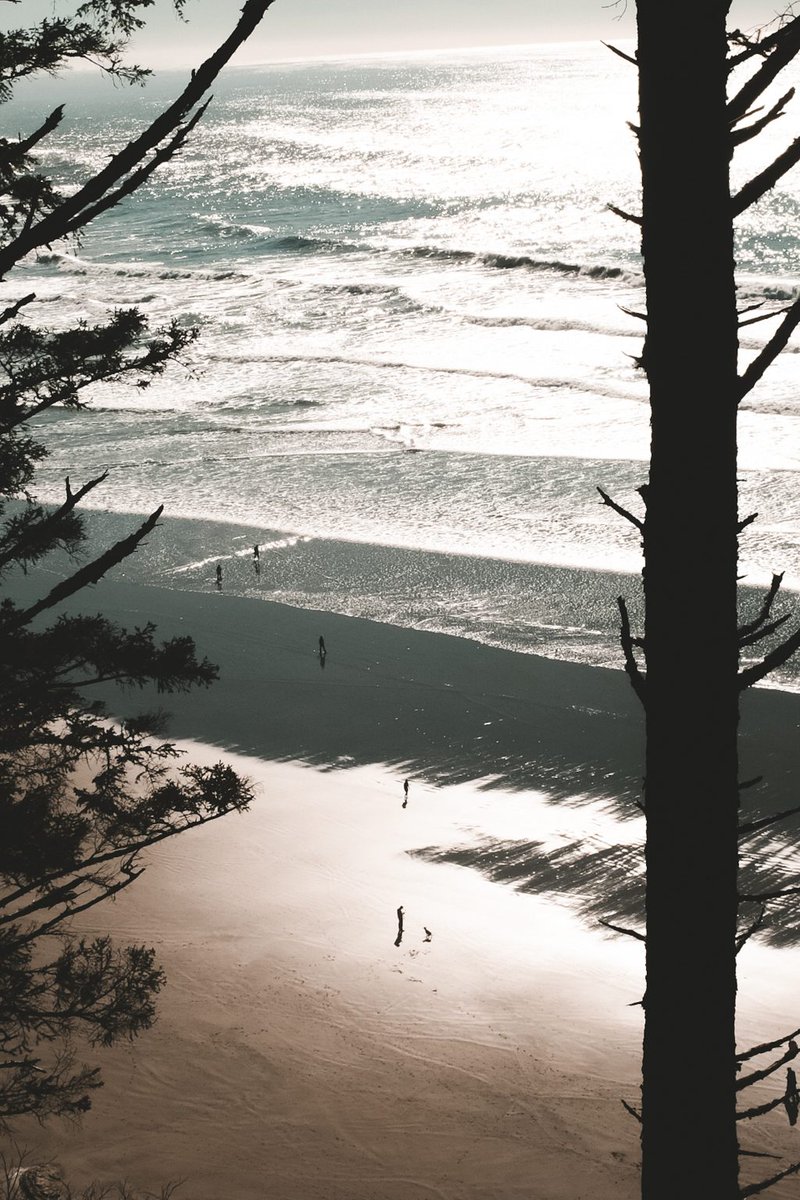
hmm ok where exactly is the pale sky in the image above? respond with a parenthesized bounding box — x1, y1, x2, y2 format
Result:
(12, 1, 789, 67)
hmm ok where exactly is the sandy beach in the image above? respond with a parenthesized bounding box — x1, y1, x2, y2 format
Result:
(9, 560, 800, 1197)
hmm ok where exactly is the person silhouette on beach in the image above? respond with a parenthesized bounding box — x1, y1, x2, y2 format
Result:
(319, 635, 326, 657)
(423, 926, 432, 942)
(215, 563, 223, 589)
(253, 545, 260, 575)
(403, 779, 409, 806)
(394, 905, 404, 947)
(253, 544, 260, 561)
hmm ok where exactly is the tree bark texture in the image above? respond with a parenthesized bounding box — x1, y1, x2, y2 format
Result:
(637, 3, 741, 1198)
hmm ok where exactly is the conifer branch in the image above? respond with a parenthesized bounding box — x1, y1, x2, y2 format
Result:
(61, 103, 210, 236)
(9, 869, 146, 949)
(0, 0, 277, 277)
(737, 512, 758, 534)
(620, 1098, 642, 1122)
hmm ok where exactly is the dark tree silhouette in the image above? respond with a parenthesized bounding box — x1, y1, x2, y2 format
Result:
(0, 0, 275, 1131)
(605, 6, 800, 1197)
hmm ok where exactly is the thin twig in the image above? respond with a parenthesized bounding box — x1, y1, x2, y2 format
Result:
(602, 41, 637, 65)
(738, 299, 800, 398)
(597, 486, 644, 532)
(607, 203, 642, 225)
(598, 918, 646, 942)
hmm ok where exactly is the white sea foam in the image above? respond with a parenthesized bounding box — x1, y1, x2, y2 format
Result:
(6, 42, 800, 661)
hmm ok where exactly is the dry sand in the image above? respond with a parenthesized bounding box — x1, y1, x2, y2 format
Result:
(8, 570, 800, 1197)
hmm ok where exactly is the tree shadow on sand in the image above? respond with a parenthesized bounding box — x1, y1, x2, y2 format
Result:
(412, 810, 800, 948)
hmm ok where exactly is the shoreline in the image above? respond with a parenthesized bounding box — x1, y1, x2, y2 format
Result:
(16, 501, 800, 686)
(9, 558, 800, 814)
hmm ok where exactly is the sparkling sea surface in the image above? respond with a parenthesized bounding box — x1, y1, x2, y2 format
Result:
(4, 42, 800, 678)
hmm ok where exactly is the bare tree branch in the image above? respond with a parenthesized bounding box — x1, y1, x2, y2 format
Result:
(738, 613, 792, 648)
(0, 470, 108, 572)
(735, 905, 766, 954)
(619, 305, 647, 321)
(598, 917, 646, 941)
(15, 105, 65, 155)
(602, 41, 638, 65)
(597, 486, 644, 532)
(0, 293, 35, 326)
(739, 1028, 800, 1064)
(737, 1041, 799, 1091)
(740, 1159, 800, 1197)
(618, 595, 647, 704)
(739, 303, 793, 328)
(738, 300, 800, 398)
(732, 138, 800, 216)
(731, 88, 795, 146)
(738, 573, 785, 639)
(739, 804, 800, 839)
(607, 202, 643, 225)
(740, 883, 800, 902)
(728, 16, 800, 118)
(1, 507, 162, 631)
(738, 625, 800, 690)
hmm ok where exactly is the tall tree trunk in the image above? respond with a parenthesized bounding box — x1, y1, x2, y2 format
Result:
(637, 3, 741, 1197)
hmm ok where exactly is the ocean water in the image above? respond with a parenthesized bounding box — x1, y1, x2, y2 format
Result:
(5, 42, 800, 676)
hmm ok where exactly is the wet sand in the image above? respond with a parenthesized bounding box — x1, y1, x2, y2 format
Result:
(8, 566, 800, 1197)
